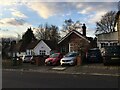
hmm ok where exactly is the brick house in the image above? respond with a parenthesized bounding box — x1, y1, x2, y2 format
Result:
(58, 30, 91, 54)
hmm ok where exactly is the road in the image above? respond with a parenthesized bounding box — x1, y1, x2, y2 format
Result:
(2, 70, 120, 88)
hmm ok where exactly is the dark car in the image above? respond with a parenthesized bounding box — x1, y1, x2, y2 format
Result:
(45, 53, 63, 66)
(102, 46, 120, 65)
(86, 48, 103, 63)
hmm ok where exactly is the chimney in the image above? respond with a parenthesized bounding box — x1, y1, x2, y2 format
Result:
(82, 23, 86, 37)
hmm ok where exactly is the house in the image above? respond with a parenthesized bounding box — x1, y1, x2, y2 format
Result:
(97, 11, 120, 49)
(58, 30, 91, 54)
(26, 40, 57, 56)
(96, 31, 119, 49)
(12, 40, 26, 57)
(11, 39, 57, 57)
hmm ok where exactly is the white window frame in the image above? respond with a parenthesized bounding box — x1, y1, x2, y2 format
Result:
(39, 50, 46, 55)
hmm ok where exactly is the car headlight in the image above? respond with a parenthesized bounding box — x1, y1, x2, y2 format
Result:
(45, 59, 48, 62)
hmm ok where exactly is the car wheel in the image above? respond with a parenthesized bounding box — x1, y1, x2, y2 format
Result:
(56, 61, 60, 65)
(61, 64, 63, 66)
(45, 63, 47, 66)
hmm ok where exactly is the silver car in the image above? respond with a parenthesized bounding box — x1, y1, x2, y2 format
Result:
(60, 52, 79, 66)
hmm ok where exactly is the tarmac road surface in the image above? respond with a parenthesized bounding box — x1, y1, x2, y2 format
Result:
(2, 70, 120, 88)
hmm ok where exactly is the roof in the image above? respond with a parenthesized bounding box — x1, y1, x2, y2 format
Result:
(96, 31, 118, 36)
(13, 40, 32, 52)
(97, 31, 118, 41)
(26, 40, 39, 49)
(26, 40, 57, 50)
(12, 39, 57, 52)
(43, 40, 57, 50)
(58, 30, 90, 44)
(13, 40, 23, 52)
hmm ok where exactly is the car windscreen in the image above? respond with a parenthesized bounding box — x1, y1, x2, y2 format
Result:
(50, 53, 59, 58)
(65, 52, 78, 57)
(88, 50, 101, 55)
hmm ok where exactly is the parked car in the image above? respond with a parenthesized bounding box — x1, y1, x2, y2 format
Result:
(86, 48, 103, 63)
(60, 52, 79, 66)
(45, 53, 63, 65)
(30, 55, 49, 64)
(22, 55, 33, 63)
(102, 46, 120, 65)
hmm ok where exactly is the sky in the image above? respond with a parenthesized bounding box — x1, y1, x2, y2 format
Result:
(0, 0, 119, 38)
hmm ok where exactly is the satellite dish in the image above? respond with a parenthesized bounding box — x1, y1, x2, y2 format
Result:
(118, 1, 120, 11)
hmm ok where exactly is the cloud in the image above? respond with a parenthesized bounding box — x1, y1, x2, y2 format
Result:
(0, 1, 118, 38)
(78, 7, 93, 14)
(88, 11, 107, 24)
(0, 18, 26, 26)
(0, 13, 2, 17)
(0, 22, 33, 38)
(75, 2, 117, 25)
(25, 2, 74, 19)
(10, 9, 27, 18)
(86, 27, 96, 37)
(76, 2, 117, 14)
(0, 1, 16, 6)
(26, 2, 57, 19)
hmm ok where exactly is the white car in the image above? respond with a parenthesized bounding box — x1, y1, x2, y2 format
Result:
(60, 52, 79, 66)
(22, 55, 33, 63)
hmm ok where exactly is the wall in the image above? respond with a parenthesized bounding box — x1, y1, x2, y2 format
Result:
(69, 33, 89, 52)
(33, 40, 51, 56)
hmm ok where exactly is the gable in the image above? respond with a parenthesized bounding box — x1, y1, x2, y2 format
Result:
(58, 30, 90, 44)
(34, 40, 51, 51)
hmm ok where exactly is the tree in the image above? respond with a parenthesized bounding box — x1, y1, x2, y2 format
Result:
(35, 23, 50, 40)
(21, 27, 36, 50)
(95, 11, 116, 34)
(62, 19, 82, 34)
(49, 25, 61, 43)
(2, 38, 15, 58)
(35, 23, 61, 43)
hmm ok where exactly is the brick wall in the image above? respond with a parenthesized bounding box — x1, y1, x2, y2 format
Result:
(69, 33, 89, 52)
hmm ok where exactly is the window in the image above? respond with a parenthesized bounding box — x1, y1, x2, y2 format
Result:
(101, 43, 108, 48)
(29, 51, 31, 55)
(39, 50, 46, 55)
(110, 43, 113, 46)
(113, 43, 117, 46)
(110, 43, 117, 46)
(61, 47, 66, 53)
(69, 43, 74, 52)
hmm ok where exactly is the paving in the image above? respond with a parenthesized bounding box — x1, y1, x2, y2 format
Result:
(2, 63, 120, 77)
